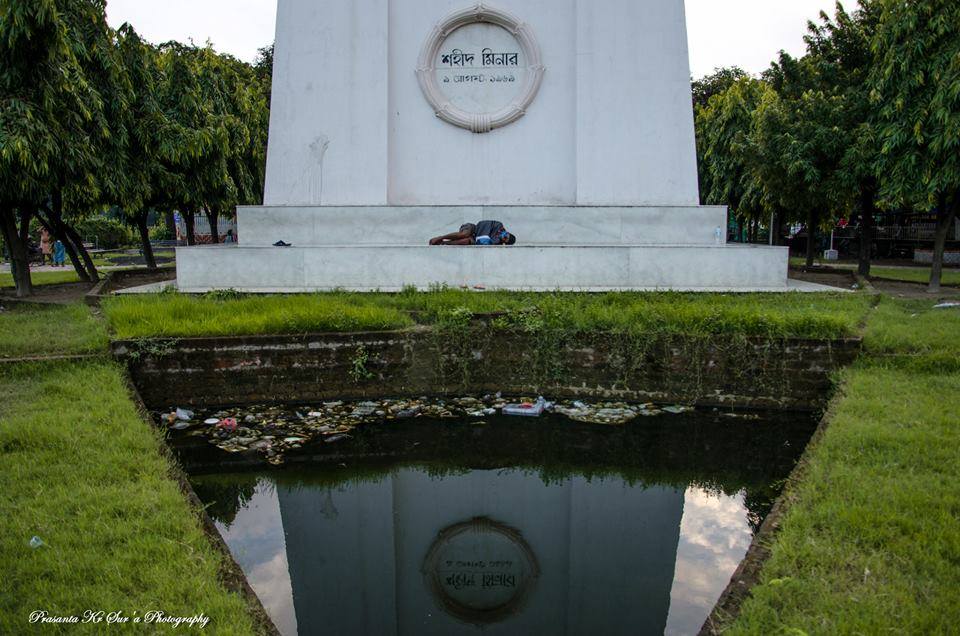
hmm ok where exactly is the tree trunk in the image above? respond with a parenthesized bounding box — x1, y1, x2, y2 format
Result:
(164, 210, 176, 242)
(47, 191, 97, 282)
(857, 183, 877, 277)
(928, 192, 959, 294)
(61, 222, 99, 283)
(136, 211, 157, 269)
(805, 208, 819, 268)
(36, 210, 91, 282)
(0, 206, 31, 297)
(184, 208, 196, 246)
(771, 210, 783, 246)
(204, 206, 220, 244)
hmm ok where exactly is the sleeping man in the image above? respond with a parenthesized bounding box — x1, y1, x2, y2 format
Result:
(429, 220, 517, 246)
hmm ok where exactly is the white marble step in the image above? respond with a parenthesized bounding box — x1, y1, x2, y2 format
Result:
(176, 243, 788, 292)
(235, 205, 729, 247)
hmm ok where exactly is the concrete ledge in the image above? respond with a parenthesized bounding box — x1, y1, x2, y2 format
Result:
(176, 244, 789, 292)
(236, 205, 729, 247)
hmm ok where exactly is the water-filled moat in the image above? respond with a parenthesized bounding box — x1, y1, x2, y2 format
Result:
(171, 399, 816, 635)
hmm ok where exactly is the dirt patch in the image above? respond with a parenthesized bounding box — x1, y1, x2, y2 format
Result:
(107, 254, 175, 267)
(789, 267, 857, 290)
(0, 281, 95, 305)
(85, 268, 177, 305)
(869, 278, 960, 300)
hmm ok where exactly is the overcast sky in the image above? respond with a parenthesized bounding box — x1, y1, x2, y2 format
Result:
(105, 0, 841, 79)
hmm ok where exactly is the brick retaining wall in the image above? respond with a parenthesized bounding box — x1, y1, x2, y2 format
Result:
(113, 328, 861, 411)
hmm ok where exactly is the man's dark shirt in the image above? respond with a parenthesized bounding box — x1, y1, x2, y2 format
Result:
(473, 220, 506, 244)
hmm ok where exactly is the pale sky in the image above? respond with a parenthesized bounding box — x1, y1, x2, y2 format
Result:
(105, 0, 842, 79)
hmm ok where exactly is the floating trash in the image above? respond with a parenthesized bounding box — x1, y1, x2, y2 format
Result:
(503, 397, 548, 417)
(159, 394, 709, 464)
(175, 407, 194, 421)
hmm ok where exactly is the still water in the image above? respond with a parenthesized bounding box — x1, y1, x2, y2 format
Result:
(190, 411, 815, 636)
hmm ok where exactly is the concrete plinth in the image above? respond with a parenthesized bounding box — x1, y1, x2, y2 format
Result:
(236, 205, 729, 247)
(176, 243, 788, 292)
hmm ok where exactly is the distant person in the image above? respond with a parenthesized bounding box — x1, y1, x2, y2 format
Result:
(52, 239, 66, 267)
(40, 229, 52, 265)
(224, 229, 235, 243)
(429, 220, 516, 246)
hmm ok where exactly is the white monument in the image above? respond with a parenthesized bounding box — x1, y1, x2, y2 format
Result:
(176, 0, 789, 291)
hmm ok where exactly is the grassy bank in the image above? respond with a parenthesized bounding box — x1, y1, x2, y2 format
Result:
(722, 297, 960, 634)
(103, 289, 872, 340)
(0, 269, 82, 288)
(103, 292, 416, 339)
(0, 303, 109, 358)
(0, 305, 258, 634)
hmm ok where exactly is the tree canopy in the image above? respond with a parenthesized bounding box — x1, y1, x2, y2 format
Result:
(694, 0, 959, 284)
(0, 0, 270, 296)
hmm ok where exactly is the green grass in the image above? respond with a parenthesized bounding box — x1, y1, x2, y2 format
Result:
(0, 303, 109, 358)
(0, 269, 82, 288)
(788, 256, 960, 285)
(102, 292, 416, 339)
(102, 289, 872, 340)
(869, 266, 960, 286)
(0, 361, 257, 634)
(722, 296, 960, 634)
(861, 296, 960, 372)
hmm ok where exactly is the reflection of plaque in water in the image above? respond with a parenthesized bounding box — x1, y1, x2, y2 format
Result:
(422, 517, 539, 624)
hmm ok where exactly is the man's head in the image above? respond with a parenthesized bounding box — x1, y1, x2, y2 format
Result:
(500, 230, 517, 245)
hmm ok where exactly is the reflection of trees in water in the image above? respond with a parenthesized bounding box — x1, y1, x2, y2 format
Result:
(742, 485, 779, 534)
(192, 474, 261, 527)
(681, 481, 777, 534)
(187, 411, 812, 533)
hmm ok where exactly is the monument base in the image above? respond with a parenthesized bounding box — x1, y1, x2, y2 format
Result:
(174, 206, 790, 292)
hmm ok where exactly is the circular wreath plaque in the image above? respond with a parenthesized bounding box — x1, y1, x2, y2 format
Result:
(416, 2, 545, 133)
(422, 517, 540, 624)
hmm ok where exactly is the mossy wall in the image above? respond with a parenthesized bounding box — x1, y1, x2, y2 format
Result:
(114, 327, 860, 411)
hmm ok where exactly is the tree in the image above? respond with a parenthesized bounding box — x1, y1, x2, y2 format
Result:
(155, 44, 268, 245)
(798, 1, 883, 276)
(115, 24, 169, 269)
(692, 66, 750, 111)
(254, 43, 274, 106)
(696, 77, 770, 241)
(0, 0, 113, 295)
(871, 0, 960, 292)
(748, 81, 849, 266)
(156, 42, 216, 246)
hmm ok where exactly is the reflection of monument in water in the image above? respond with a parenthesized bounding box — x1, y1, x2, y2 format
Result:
(276, 468, 684, 635)
(176, 0, 790, 292)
